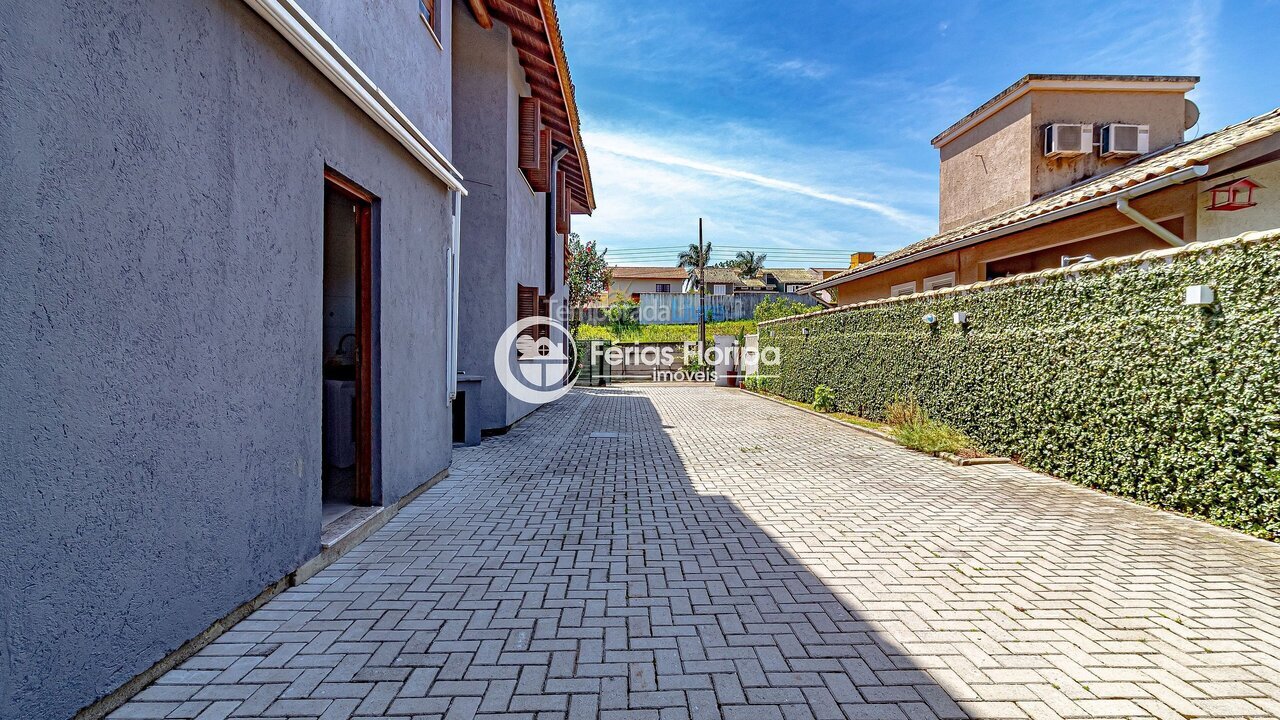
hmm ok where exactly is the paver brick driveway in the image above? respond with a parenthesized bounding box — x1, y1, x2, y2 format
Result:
(115, 386, 1280, 720)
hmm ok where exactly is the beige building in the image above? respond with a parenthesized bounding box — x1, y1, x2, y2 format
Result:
(804, 75, 1280, 305)
(603, 266, 688, 302)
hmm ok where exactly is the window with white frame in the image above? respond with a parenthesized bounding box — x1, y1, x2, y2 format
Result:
(712, 284, 729, 295)
(923, 272, 956, 291)
(785, 284, 804, 293)
(889, 281, 916, 297)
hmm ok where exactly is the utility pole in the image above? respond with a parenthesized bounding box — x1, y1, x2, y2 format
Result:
(697, 217, 706, 354)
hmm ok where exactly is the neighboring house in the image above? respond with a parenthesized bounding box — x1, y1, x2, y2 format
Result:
(812, 253, 876, 304)
(682, 266, 768, 295)
(603, 266, 689, 302)
(1, 1, 591, 718)
(761, 267, 822, 293)
(803, 74, 1280, 304)
(453, 0, 594, 435)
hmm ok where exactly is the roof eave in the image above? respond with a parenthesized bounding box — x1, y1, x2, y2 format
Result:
(801, 164, 1210, 294)
(538, 0, 595, 212)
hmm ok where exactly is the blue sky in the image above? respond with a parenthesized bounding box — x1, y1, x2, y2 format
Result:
(557, 0, 1280, 268)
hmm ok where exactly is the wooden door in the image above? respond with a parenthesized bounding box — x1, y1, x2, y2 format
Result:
(324, 169, 375, 506)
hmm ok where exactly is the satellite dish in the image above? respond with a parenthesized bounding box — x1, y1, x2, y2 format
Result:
(1184, 99, 1200, 131)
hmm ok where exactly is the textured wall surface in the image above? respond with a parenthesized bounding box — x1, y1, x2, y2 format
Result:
(453, 7, 549, 431)
(296, 0, 453, 155)
(760, 231, 1280, 540)
(1197, 159, 1280, 242)
(938, 94, 1034, 231)
(0, 1, 453, 717)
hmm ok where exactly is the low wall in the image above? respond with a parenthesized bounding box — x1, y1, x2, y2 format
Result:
(759, 229, 1280, 539)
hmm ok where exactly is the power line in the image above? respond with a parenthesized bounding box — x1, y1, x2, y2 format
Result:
(604, 249, 867, 256)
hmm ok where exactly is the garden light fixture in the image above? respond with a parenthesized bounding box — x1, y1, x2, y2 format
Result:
(1184, 285, 1216, 307)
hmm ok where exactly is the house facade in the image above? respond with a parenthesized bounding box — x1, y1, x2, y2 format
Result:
(683, 266, 769, 295)
(453, 0, 594, 435)
(604, 266, 689, 302)
(762, 268, 822, 293)
(0, 1, 591, 717)
(804, 75, 1280, 304)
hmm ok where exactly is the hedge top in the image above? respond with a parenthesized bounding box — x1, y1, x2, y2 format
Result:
(760, 226, 1280, 327)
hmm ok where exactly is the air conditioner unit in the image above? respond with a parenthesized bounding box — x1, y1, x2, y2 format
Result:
(1100, 124, 1150, 157)
(1043, 123, 1093, 158)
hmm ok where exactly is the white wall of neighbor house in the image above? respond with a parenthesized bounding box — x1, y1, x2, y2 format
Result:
(1197, 159, 1280, 241)
(610, 278, 681, 297)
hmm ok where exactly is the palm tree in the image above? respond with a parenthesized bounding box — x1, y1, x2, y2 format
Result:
(676, 241, 712, 282)
(732, 250, 767, 278)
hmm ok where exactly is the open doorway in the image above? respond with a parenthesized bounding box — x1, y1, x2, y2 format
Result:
(322, 169, 376, 528)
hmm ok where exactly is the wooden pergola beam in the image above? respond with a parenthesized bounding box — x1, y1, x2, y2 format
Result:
(489, 0, 543, 32)
(467, 0, 493, 29)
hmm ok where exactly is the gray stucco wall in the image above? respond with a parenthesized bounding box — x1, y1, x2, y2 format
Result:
(0, 1, 453, 717)
(297, 0, 453, 156)
(502, 30, 551, 427)
(452, 7, 550, 432)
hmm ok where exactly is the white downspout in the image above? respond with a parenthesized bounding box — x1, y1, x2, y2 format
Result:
(1115, 197, 1184, 246)
(447, 191, 461, 404)
(1114, 165, 1208, 247)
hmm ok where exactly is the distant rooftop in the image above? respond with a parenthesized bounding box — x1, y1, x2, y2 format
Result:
(932, 74, 1200, 148)
(609, 266, 688, 280)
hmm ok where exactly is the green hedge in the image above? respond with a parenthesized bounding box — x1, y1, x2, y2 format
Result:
(760, 231, 1280, 540)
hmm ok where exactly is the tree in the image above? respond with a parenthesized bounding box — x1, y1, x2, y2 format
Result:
(732, 250, 767, 278)
(604, 299, 639, 339)
(753, 296, 819, 322)
(676, 241, 712, 285)
(566, 233, 611, 329)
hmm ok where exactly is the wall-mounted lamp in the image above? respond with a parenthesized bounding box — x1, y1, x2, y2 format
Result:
(801, 327, 810, 338)
(768, 329, 775, 338)
(922, 313, 938, 327)
(1061, 253, 1097, 267)
(1184, 285, 1216, 307)
(952, 311, 969, 327)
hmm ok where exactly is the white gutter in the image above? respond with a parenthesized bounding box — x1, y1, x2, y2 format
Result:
(804, 164, 1209, 294)
(242, 0, 467, 194)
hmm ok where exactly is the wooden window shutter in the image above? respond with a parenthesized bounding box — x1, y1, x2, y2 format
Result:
(518, 98, 541, 171)
(537, 295, 551, 339)
(555, 170, 571, 235)
(517, 284, 538, 339)
(529, 127, 553, 193)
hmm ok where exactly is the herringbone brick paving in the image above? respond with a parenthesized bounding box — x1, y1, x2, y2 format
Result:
(113, 386, 1280, 719)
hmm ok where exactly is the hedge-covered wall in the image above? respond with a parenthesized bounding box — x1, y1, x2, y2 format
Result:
(760, 230, 1280, 540)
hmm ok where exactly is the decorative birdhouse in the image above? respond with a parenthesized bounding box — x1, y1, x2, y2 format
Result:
(1206, 177, 1262, 211)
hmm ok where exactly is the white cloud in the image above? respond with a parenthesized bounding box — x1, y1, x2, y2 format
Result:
(589, 130, 933, 233)
(770, 59, 832, 80)
(573, 120, 937, 259)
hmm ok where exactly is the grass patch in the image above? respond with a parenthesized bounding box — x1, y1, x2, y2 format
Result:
(576, 320, 756, 343)
(747, 387, 891, 433)
(748, 388, 986, 457)
(827, 411, 889, 432)
(886, 400, 980, 456)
